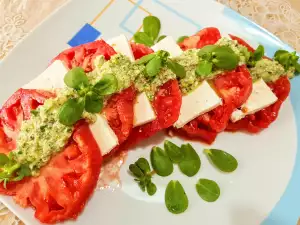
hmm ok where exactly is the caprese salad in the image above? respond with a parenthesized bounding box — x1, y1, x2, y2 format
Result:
(0, 15, 298, 224)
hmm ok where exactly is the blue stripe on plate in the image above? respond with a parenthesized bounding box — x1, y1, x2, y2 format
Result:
(68, 23, 101, 47)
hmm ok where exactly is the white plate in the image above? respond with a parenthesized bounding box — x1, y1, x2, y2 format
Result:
(0, 0, 300, 224)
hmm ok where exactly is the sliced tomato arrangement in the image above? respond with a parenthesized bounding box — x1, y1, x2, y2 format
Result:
(179, 27, 221, 51)
(54, 40, 116, 72)
(227, 76, 291, 133)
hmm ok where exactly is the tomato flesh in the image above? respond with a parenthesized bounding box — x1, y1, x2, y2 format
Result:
(54, 40, 116, 72)
(130, 43, 154, 59)
(179, 27, 221, 50)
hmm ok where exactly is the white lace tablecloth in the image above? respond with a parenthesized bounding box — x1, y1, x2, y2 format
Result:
(0, 0, 300, 224)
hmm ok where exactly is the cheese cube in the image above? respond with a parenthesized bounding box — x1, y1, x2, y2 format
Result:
(23, 60, 68, 89)
(89, 114, 119, 155)
(151, 36, 183, 58)
(231, 78, 278, 122)
(174, 81, 222, 128)
(133, 92, 157, 127)
(107, 34, 135, 62)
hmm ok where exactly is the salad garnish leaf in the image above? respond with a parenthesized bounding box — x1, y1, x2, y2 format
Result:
(59, 69, 118, 126)
(166, 59, 186, 78)
(247, 45, 265, 67)
(157, 35, 167, 42)
(274, 49, 300, 73)
(204, 149, 238, 172)
(177, 36, 189, 44)
(196, 60, 213, 76)
(146, 56, 162, 77)
(143, 16, 161, 41)
(178, 143, 201, 177)
(196, 178, 220, 202)
(133, 32, 155, 47)
(165, 180, 189, 214)
(150, 146, 173, 177)
(164, 140, 184, 163)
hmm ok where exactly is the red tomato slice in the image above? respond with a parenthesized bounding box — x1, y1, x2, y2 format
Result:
(173, 66, 252, 143)
(122, 79, 182, 148)
(227, 76, 291, 133)
(229, 34, 255, 52)
(214, 65, 253, 108)
(0, 89, 55, 153)
(130, 43, 154, 59)
(54, 40, 116, 72)
(102, 86, 136, 158)
(11, 122, 102, 224)
(179, 27, 221, 50)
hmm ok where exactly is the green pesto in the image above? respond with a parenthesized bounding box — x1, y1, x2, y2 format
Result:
(250, 58, 295, 82)
(12, 89, 75, 174)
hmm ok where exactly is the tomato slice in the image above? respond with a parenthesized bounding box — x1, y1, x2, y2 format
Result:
(102, 86, 136, 158)
(54, 40, 116, 72)
(130, 43, 154, 60)
(123, 79, 182, 148)
(227, 76, 291, 133)
(11, 122, 102, 224)
(0, 89, 55, 153)
(173, 66, 252, 144)
(179, 27, 221, 51)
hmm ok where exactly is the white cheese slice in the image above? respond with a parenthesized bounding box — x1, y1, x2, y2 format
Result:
(107, 34, 135, 62)
(230, 78, 278, 122)
(89, 114, 119, 155)
(174, 81, 222, 128)
(133, 92, 157, 127)
(151, 36, 183, 58)
(23, 60, 68, 89)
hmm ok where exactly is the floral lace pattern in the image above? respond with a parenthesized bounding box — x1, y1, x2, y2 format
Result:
(0, 0, 300, 224)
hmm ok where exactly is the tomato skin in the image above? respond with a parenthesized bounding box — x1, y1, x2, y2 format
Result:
(130, 43, 154, 59)
(227, 76, 291, 133)
(122, 79, 182, 148)
(12, 122, 102, 224)
(179, 27, 221, 50)
(54, 40, 116, 72)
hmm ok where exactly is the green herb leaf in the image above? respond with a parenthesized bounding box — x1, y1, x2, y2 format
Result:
(135, 158, 151, 174)
(295, 63, 300, 73)
(143, 16, 161, 41)
(85, 92, 103, 113)
(166, 59, 186, 78)
(204, 149, 238, 172)
(150, 146, 173, 177)
(164, 140, 184, 163)
(196, 60, 213, 76)
(0, 154, 9, 166)
(129, 164, 144, 178)
(93, 73, 118, 96)
(253, 45, 264, 61)
(64, 67, 88, 89)
(59, 98, 85, 126)
(133, 32, 154, 47)
(157, 35, 167, 42)
(197, 45, 217, 59)
(135, 53, 156, 65)
(178, 143, 201, 177)
(165, 180, 189, 214)
(177, 36, 189, 44)
(146, 56, 162, 77)
(212, 46, 239, 70)
(196, 178, 220, 202)
(146, 182, 157, 196)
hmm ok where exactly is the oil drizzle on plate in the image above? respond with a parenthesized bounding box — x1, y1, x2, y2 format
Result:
(96, 150, 128, 191)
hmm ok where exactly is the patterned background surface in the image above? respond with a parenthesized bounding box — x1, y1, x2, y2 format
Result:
(0, 0, 300, 224)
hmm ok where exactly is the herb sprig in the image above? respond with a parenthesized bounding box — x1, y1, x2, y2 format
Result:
(274, 50, 300, 73)
(135, 50, 186, 78)
(129, 157, 157, 196)
(247, 45, 265, 67)
(59, 68, 118, 126)
(196, 45, 239, 77)
(0, 153, 31, 187)
(133, 16, 166, 47)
